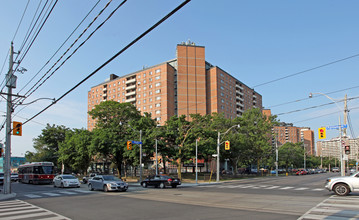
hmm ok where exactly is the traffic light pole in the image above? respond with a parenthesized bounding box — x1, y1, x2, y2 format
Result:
(4, 43, 14, 194)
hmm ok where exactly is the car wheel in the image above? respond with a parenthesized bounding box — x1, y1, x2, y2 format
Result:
(104, 185, 109, 192)
(88, 184, 94, 191)
(334, 183, 350, 196)
(142, 182, 147, 188)
(159, 182, 165, 189)
(172, 185, 177, 188)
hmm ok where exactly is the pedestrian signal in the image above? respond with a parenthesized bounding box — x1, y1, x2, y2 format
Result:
(225, 141, 230, 150)
(318, 127, 326, 139)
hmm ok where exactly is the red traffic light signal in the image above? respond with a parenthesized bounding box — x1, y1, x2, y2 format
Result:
(225, 141, 230, 150)
(318, 127, 326, 139)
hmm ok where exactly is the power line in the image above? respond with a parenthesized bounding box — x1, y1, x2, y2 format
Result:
(267, 85, 359, 109)
(16, 0, 102, 95)
(253, 53, 359, 88)
(12, 0, 30, 42)
(276, 95, 359, 116)
(21, 0, 191, 127)
(13, 0, 121, 110)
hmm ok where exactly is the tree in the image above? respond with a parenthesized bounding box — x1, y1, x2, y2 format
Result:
(88, 101, 141, 177)
(238, 108, 276, 172)
(28, 124, 70, 167)
(58, 129, 92, 174)
(278, 142, 304, 170)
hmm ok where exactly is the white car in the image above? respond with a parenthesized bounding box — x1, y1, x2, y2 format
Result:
(53, 174, 81, 188)
(325, 171, 359, 196)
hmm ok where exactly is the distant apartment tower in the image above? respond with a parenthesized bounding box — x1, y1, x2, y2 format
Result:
(270, 120, 315, 155)
(317, 137, 359, 161)
(88, 41, 262, 130)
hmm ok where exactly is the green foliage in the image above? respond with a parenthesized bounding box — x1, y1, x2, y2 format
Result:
(28, 124, 70, 167)
(278, 142, 304, 170)
(58, 129, 92, 174)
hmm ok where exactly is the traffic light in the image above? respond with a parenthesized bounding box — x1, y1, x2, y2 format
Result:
(225, 141, 230, 150)
(0, 143, 3, 157)
(318, 127, 326, 139)
(345, 146, 350, 155)
(127, 141, 132, 150)
(13, 121, 22, 136)
(158, 158, 161, 164)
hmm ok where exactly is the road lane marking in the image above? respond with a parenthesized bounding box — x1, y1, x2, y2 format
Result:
(312, 188, 324, 191)
(42, 192, 61, 196)
(24, 194, 42, 198)
(295, 187, 309, 191)
(265, 186, 280, 189)
(279, 187, 294, 190)
(58, 191, 77, 195)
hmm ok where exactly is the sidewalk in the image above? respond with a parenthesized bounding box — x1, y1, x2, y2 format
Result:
(0, 192, 16, 201)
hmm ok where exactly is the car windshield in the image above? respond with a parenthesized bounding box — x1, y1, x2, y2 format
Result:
(63, 175, 76, 179)
(34, 166, 54, 174)
(103, 176, 121, 181)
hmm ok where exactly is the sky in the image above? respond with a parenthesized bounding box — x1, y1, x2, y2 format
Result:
(0, 0, 359, 157)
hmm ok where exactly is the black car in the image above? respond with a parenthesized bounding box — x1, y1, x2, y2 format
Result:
(141, 175, 181, 189)
(0, 173, 3, 185)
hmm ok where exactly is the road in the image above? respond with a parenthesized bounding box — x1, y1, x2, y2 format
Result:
(1, 172, 358, 219)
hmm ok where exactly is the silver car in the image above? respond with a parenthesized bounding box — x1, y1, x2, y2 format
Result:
(325, 171, 359, 196)
(53, 174, 81, 188)
(88, 175, 128, 192)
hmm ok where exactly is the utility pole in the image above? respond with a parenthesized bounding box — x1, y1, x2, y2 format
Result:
(4, 42, 15, 194)
(275, 136, 278, 177)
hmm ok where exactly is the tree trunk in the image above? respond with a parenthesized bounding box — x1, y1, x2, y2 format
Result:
(163, 158, 167, 174)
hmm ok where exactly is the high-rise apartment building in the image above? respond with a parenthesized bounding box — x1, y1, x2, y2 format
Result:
(271, 121, 315, 155)
(88, 42, 262, 130)
(317, 138, 359, 161)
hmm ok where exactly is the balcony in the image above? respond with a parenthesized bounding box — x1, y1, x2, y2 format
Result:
(236, 84, 243, 90)
(126, 78, 136, 84)
(125, 97, 136, 103)
(126, 84, 136, 90)
(125, 91, 136, 97)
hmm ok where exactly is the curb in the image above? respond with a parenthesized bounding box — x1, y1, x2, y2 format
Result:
(0, 193, 16, 201)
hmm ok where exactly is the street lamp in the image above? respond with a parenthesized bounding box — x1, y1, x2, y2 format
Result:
(309, 92, 345, 176)
(216, 124, 240, 182)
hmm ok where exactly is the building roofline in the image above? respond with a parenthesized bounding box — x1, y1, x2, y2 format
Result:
(90, 58, 177, 89)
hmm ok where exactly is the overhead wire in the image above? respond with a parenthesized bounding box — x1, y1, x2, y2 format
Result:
(16, 0, 102, 95)
(13, 0, 120, 111)
(12, 0, 31, 42)
(20, 0, 191, 127)
(253, 53, 359, 88)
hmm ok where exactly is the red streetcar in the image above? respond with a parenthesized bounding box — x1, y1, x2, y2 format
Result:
(18, 162, 55, 184)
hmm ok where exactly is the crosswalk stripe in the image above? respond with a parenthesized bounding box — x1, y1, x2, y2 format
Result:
(42, 192, 61, 196)
(0, 200, 70, 220)
(294, 187, 309, 191)
(279, 186, 294, 190)
(58, 191, 77, 195)
(24, 194, 42, 198)
(312, 188, 324, 191)
(265, 186, 280, 189)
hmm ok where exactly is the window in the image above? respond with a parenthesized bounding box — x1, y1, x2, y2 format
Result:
(149, 105, 152, 109)
(144, 80, 146, 84)
(149, 98, 152, 102)
(155, 82, 160, 87)
(118, 82, 121, 85)
(144, 93, 147, 97)
(143, 99, 146, 103)
(138, 108, 141, 111)
(155, 69, 161, 73)
(143, 73, 146, 77)
(156, 96, 161, 100)
(220, 86, 224, 90)
(155, 76, 160, 80)
(155, 89, 161, 94)
(149, 78, 152, 82)
(149, 85, 152, 88)
(156, 110, 161, 114)
(143, 106, 146, 110)
(155, 103, 161, 107)
(118, 88, 120, 91)
(138, 101, 141, 104)
(149, 71, 152, 75)
(113, 83, 116, 87)
(149, 91, 152, 95)
(138, 94, 141, 98)
(156, 117, 161, 121)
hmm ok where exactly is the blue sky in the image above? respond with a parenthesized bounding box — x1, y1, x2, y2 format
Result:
(1, 0, 359, 156)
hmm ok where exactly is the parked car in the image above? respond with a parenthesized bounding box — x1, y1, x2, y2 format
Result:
(350, 168, 357, 175)
(82, 173, 98, 184)
(141, 175, 181, 189)
(325, 171, 359, 196)
(11, 173, 19, 182)
(296, 170, 308, 175)
(332, 167, 340, 172)
(88, 175, 128, 192)
(53, 174, 81, 188)
(0, 173, 3, 185)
